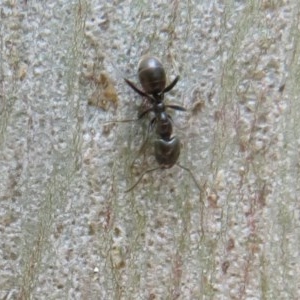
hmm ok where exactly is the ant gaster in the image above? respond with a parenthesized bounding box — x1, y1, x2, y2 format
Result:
(124, 56, 200, 192)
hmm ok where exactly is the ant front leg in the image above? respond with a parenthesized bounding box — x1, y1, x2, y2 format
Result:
(163, 75, 180, 93)
(166, 104, 186, 112)
(124, 78, 149, 98)
(138, 107, 153, 119)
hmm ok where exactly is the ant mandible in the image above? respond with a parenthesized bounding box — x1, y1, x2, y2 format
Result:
(124, 56, 200, 192)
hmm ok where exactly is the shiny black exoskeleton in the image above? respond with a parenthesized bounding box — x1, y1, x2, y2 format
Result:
(125, 56, 185, 169)
(124, 56, 200, 192)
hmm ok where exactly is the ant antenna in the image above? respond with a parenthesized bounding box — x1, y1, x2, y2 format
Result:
(125, 164, 201, 193)
(124, 167, 161, 193)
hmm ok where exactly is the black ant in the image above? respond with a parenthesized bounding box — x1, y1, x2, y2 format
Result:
(124, 56, 200, 192)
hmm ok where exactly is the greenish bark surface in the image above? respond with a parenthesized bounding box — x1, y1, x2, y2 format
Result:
(0, 0, 299, 299)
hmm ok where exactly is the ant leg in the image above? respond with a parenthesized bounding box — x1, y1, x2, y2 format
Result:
(125, 167, 160, 192)
(129, 135, 149, 169)
(129, 118, 154, 169)
(163, 75, 180, 93)
(166, 105, 188, 131)
(177, 163, 201, 192)
(124, 78, 149, 98)
(138, 107, 153, 119)
(166, 104, 186, 112)
(103, 118, 138, 125)
(124, 78, 156, 105)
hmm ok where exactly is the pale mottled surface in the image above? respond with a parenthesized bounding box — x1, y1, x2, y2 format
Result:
(0, 0, 299, 299)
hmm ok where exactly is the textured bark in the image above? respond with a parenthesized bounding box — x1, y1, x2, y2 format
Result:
(0, 1, 299, 299)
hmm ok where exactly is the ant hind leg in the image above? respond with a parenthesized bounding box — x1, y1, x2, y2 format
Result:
(125, 167, 160, 193)
(176, 163, 201, 192)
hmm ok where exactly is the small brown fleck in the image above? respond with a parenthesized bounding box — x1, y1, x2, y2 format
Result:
(226, 238, 235, 251)
(278, 84, 285, 93)
(88, 222, 97, 235)
(222, 261, 230, 274)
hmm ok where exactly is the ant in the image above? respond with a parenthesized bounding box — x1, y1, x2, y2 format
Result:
(124, 56, 200, 192)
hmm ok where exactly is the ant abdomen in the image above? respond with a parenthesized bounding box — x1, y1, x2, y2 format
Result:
(138, 56, 166, 94)
(154, 137, 180, 169)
